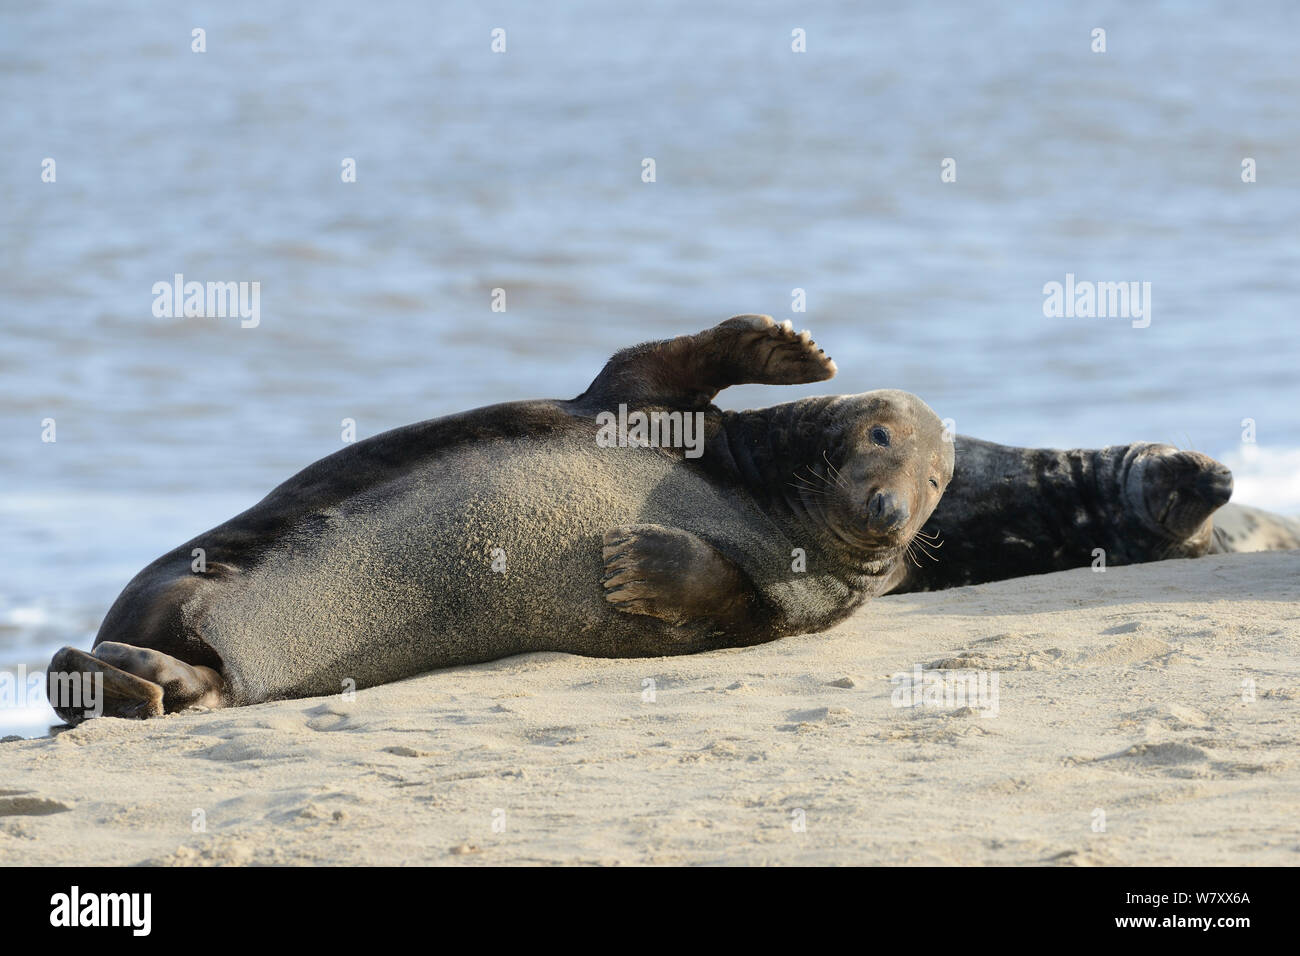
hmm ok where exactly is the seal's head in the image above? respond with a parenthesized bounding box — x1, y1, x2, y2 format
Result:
(821, 390, 955, 559)
(1121, 443, 1233, 555)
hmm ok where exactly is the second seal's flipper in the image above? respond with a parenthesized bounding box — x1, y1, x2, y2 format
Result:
(576, 314, 837, 411)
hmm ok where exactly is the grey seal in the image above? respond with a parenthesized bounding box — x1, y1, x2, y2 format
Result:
(884, 435, 1236, 593)
(47, 315, 954, 722)
(1210, 503, 1300, 553)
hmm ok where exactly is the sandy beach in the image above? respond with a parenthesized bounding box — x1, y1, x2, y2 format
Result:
(2, 550, 1297, 867)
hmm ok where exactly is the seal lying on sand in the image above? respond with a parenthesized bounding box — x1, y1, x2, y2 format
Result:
(884, 435, 1238, 593)
(1210, 503, 1300, 553)
(48, 315, 954, 723)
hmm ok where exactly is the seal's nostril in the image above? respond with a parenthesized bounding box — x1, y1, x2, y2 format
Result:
(866, 492, 908, 532)
(1196, 469, 1234, 508)
(869, 492, 885, 518)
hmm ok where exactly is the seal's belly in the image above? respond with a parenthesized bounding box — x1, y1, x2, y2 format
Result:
(201, 435, 780, 703)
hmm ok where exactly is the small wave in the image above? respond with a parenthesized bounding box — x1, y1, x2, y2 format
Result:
(1, 605, 48, 629)
(0, 701, 58, 738)
(1219, 445, 1300, 515)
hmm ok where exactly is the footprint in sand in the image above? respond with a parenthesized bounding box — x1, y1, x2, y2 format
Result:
(0, 792, 73, 816)
(1103, 741, 1210, 767)
(382, 745, 436, 758)
(1076, 635, 1173, 667)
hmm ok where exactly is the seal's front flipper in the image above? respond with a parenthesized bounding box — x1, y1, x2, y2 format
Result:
(601, 524, 762, 634)
(577, 314, 836, 411)
(47, 647, 164, 724)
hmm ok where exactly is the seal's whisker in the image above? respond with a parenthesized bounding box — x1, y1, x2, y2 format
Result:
(788, 484, 829, 496)
(787, 480, 830, 497)
(794, 463, 838, 493)
(810, 463, 837, 484)
(912, 544, 940, 562)
(909, 536, 937, 556)
(907, 540, 936, 567)
(908, 538, 940, 564)
(788, 469, 834, 497)
(821, 450, 850, 491)
(791, 466, 830, 490)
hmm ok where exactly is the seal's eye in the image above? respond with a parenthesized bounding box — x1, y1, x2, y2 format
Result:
(929, 477, 939, 490)
(869, 426, 890, 447)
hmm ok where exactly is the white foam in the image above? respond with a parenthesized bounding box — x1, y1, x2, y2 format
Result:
(0, 700, 57, 734)
(1219, 445, 1300, 515)
(2, 605, 49, 628)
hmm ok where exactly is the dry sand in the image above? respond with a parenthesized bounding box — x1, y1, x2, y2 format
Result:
(2, 551, 1297, 866)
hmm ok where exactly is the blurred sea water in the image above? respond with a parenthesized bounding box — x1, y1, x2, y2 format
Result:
(2, 1, 1298, 733)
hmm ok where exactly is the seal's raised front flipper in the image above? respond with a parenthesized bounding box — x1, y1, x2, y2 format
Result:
(601, 524, 772, 639)
(575, 314, 836, 411)
(46, 642, 225, 725)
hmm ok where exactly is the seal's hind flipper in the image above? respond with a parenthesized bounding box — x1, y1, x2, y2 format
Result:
(45, 643, 225, 725)
(576, 314, 836, 411)
(46, 647, 164, 725)
(601, 524, 764, 635)
(93, 642, 225, 713)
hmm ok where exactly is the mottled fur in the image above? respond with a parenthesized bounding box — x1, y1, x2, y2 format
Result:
(1211, 503, 1300, 553)
(885, 435, 1235, 593)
